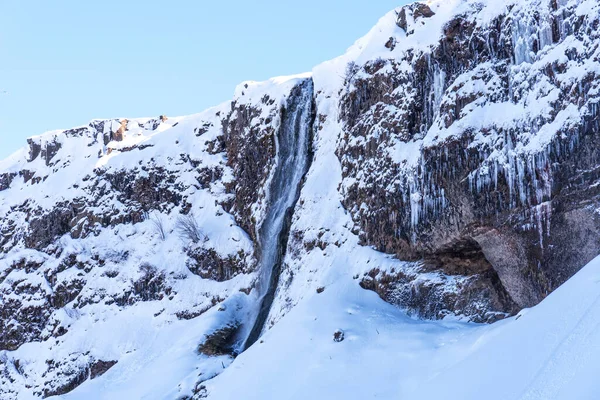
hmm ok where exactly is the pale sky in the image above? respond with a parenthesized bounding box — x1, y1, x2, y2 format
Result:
(0, 0, 406, 159)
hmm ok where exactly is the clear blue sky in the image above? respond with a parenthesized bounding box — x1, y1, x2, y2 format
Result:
(0, 0, 405, 159)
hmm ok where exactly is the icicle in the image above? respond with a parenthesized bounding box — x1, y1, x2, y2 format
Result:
(513, 18, 533, 65)
(433, 68, 446, 114)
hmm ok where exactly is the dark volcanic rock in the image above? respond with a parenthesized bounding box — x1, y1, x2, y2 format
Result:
(222, 97, 278, 241)
(197, 324, 240, 357)
(186, 247, 252, 282)
(0, 172, 16, 191)
(397, 3, 436, 35)
(25, 202, 77, 250)
(40, 356, 117, 398)
(89, 360, 117, 380)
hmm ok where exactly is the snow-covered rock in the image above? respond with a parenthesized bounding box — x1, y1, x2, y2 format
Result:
(2, 0, 600, 398)
(326, 0, 600, 315)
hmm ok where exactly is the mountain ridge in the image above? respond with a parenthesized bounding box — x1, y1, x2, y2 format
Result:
(2, 0, 600, 398)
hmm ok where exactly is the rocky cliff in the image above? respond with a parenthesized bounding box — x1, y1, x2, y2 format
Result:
(1, 0, 600, 398)
(336, 0, 600, 314)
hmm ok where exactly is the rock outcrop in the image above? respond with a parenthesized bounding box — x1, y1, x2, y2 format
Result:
(336, 0, 600, 311)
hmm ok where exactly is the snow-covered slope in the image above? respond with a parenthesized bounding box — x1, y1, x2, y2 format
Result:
(2, 0, 600, 398)
(204, 254, 600, 400)
(0, 107, 257, 398)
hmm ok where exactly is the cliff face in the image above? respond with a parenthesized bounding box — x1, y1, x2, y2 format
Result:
(1, 0, 600, 398)
(334, 0, 600, 313)
(269, 0, 600, 330)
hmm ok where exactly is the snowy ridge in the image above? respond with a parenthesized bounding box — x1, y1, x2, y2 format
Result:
(233, 73, 312, 106)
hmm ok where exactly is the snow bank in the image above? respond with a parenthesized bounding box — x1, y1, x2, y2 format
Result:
(205, 255, 600, 400)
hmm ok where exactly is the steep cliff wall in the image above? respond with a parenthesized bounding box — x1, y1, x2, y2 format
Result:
(263, 0, 600, 331)
(289, 0, 600, 320)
